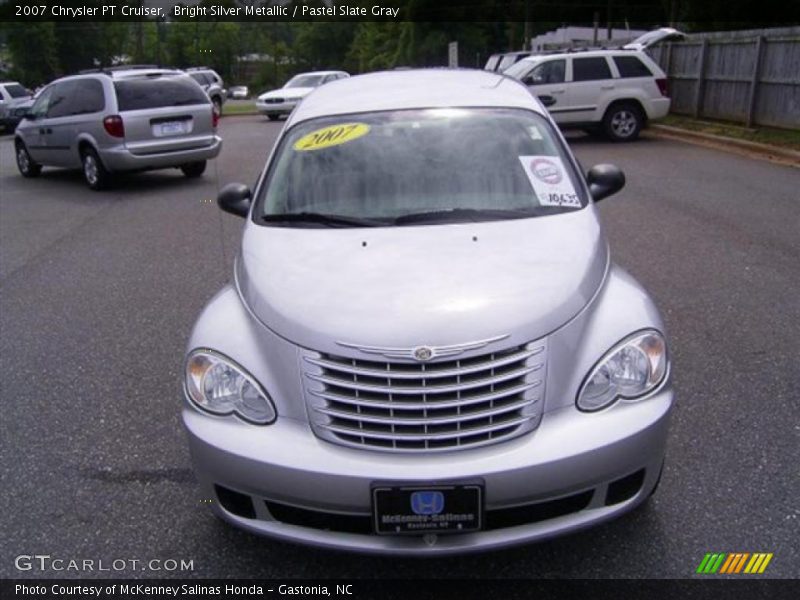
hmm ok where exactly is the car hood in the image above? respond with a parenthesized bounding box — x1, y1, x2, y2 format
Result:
(260, 87, 315, 101)
(236, 209, 608, 354)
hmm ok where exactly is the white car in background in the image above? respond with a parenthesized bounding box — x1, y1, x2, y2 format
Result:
(505, 28, 684, 141)
(256, 71, 349, 121)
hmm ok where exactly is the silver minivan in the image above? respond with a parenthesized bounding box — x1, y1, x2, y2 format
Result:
(14, 68, 222, 190)
(183, 70, 673, 554)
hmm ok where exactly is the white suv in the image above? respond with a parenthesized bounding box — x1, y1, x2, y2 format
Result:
(505, 49, 670, 141)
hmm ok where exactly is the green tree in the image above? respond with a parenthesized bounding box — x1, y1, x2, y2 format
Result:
(5, 22, 59, 85)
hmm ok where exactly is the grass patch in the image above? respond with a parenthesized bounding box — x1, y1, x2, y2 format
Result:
(222, 102, 257, 116)
(661, 115, 800, 151)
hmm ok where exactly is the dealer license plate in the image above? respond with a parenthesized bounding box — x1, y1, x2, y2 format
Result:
(372, 484, 483, 535)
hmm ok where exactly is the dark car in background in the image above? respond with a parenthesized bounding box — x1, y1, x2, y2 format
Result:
(186, 67, 226, 114)
(0, 81, 33, 132)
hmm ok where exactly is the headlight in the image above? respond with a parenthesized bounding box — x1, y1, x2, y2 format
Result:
(184, 349, 276, 425)
(576, 330, 668, 412)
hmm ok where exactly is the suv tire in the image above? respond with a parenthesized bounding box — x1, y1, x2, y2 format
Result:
(81, 147, 112, 191)
(181, 161, 207, 178)
(15, 141, 42, 178)
(603, 102, 644, 142)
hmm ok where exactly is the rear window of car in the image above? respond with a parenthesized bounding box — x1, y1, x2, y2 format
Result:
(257, 108, 587, 226)
(572, 57, 612, 81)
(613, 56, 654, 78)
(4, 83, 29, 99)
(114, 77, 209, 111)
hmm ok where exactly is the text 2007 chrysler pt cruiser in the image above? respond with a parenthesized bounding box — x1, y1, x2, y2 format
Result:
(183, 69, 673, 554)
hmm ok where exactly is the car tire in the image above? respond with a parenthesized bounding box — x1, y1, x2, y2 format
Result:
(15, 141, 42, 178)
(181, 161, 207, 178)
(267, 114, 280, 121)
(603, 102, 644, 142)
(81, 147, 112, 191)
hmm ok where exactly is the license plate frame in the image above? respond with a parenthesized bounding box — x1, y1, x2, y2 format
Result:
(372, 483, 483, 536)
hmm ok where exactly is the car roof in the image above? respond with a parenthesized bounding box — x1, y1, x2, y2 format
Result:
(291, 70, 349, 77)
(519, 48, 647, 63)
(288, 69, 542, 126)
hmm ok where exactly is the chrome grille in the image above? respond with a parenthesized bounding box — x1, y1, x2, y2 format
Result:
(301, 340, 546, 452)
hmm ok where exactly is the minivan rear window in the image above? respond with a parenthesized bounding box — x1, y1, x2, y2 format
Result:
(114, 77, 209, 111)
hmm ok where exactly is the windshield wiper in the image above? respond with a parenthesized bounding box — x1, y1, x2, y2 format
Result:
(393, 207, 541, 226)
(260, 212, 387, 228)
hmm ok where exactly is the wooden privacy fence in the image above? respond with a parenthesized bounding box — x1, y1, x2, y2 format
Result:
(649, 30, 800, 130)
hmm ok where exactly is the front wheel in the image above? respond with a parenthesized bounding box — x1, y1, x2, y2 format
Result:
(267, 114, 280, 121)
(81, 147, 112, 190)
(16, 141, 42, 178)
(603, 103, 644, 142)
(181, 161, 207, 178)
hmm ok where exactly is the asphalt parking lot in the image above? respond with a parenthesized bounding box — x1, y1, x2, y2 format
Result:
(1, 116, 798, 579)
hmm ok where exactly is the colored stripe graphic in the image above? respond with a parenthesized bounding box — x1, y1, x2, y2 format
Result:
(699, 552, 774, 575)
(719, 554, 736, 574)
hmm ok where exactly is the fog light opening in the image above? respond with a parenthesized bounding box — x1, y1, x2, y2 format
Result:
(215, 484, 256, 519)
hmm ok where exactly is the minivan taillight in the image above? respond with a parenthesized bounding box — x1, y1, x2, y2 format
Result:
(212, 107, 220, 129)
(656, 78, 669, 97)
(103, 115, 125, 138)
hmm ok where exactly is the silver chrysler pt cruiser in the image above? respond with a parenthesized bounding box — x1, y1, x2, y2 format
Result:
(183, 69, 673, 554)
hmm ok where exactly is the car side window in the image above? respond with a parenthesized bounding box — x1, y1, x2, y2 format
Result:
(523, 60, 566, 85)
(613, 56, 654, 78)
(45, 82, 76, 118)
(572, 57, 613, 82)
(70, 79, 105, 114)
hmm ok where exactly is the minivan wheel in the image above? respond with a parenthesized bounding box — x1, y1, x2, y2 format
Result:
(15, 141, 42, 178)
(181, 161, 207, 178)
(81, 147, 111, 191)
(603, 103, 643, 142)
(267, 114, 280, 121)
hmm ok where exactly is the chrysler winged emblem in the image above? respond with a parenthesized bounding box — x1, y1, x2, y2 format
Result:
(336, 334, 509, 361)
(412, 346, 434, 362)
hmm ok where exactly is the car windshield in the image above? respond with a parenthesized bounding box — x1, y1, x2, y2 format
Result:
(257, 108, 587, 227)
(504, 59, 537, 79)
(498, 53, 528, 71)
(285, 75, 326, 88)
(5, 83, 30, 98)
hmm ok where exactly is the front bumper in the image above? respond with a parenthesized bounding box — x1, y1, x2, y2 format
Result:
(99, 136, 222, 172)
(184, 386, 673, 555)
(256, 100, 299, 115)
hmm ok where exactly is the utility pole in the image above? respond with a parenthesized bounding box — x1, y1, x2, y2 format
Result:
(607, 0, 613, 41)
(523, 0, 530, 51)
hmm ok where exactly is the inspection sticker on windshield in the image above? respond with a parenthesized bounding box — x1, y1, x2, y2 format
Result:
(294, 123, 370, 152)
(519, 156, 581, 208)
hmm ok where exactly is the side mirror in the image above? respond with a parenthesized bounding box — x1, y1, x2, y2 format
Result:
(217, 182, 252, 218)
(586, 164, 625, 202)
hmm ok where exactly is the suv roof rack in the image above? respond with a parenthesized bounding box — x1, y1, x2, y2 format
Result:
(78, 64, 162, 75)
